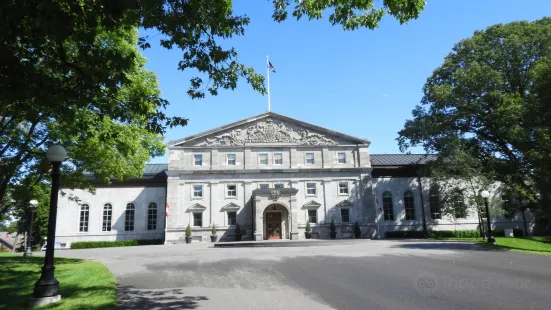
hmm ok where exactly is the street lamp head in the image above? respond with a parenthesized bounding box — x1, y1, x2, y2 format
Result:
(524, 180, 532, 186)
(46, 145, 67, 163)
(29, 200, 38, 207)
(480, 190, 490, 198)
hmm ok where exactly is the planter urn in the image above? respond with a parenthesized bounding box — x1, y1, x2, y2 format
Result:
(185, 236, 192, 244)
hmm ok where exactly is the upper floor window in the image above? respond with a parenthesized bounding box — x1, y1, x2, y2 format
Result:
(341, 208, 350, 223)
(337, 152, 346, 164)
(306, 183, 316, 195)
(429, 190, 441, 220)
(193, 185, 203, 198)
(259, 153, 268, 165)
(259, 184, 269, 189)
(338, 182, 349, 195)
(227, 154, 236, 165)
(125, 203, 135, 231)
(305, 153, 315, 164)
(382, 191, 394, 221)
(148, 202, 157, 230)
(194, 154, 203, 166)
(79, 204, 89, 232)
(274, 153, 283, 165)
(227, 184, 237, 197)
(404, 191, 416, 220)
(274, 183, 284, 189)
(102, 203, 112, 232)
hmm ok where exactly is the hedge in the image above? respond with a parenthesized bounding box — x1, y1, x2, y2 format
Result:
(385, 230, 481, 239)
(384, 231, 425, 238)
(71, 239, 163, 249)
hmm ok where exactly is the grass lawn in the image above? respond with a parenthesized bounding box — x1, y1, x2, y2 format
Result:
(435, 236, 551, 256)
(0, 253, 117, 309)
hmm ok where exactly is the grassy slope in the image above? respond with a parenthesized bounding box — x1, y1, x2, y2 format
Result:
(436, 236, 551, 256)
(0, 253, 117, 309)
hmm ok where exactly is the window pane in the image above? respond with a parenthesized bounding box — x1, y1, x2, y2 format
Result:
(193, 185, 203, 197)
(308, 209, 317, 224)
(193, 213, 202, 227)
(274, 184, 284, 189)
(148, 202, 157, 230)
(274, 153, 283, 165)
(382, 192, 394, 221)
(259, 184, 269, 189)
(102, 203, 112, 232)
(79, 204, 89, 232)
(194, 154, 202, 166)
(259, 154, 268, 165)
(339, 182, 349, 194)
(341, 208, 350, 223)
(227, 185, 237, 197)
(404, 191, 416, 220)
(429, 190, 441, 220)
(125, 203, 135, 231)
(227, 154, 236, 165)
(452, 192, 467, 219)
(305, 153, 314, 164)
(337, 153, 346, 164)
(228, 212, 237, 225)
(306, 183, 316, 195)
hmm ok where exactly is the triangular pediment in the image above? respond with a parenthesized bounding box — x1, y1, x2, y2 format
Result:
(169, 112, 370, 147)
(336, 200, 354, 208)
(187, 203, 206, 212)
(302, 200, 322, 210)
(220, 202, 240, 211)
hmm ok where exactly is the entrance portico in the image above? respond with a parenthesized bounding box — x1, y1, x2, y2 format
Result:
(253, 188, 299, 241)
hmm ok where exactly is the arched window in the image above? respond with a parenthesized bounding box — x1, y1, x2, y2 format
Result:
(79, 204, 89, 232)
(429, 190, 441, 219)
(148, 202, 157, 230)
(451, 190, 467, 219)
(382, 191, 394, 221)
(102, 203, 112, 232)
(125, 203, 135, 231)
(404, 191, 416, 220)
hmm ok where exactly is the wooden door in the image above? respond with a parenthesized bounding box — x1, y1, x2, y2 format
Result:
(266, 212, 282, 240)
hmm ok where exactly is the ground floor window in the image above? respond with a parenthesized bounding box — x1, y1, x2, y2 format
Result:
(227, 211, 237, 225)
(102, 203, 112, 231)
(79, 204, 89, 232)
(125, 203, 135, 231)
(429, 190, 441, 220)
(193, 212, 202, 227)
(404, 191, 416, 220)
(308, 209, 317, 224)
(341, 208, 350, 223)
(148, 202, 157, 230)
(382, 191, 394, 221)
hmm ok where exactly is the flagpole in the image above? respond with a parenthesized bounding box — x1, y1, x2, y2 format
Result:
(266, 55, 271, 112)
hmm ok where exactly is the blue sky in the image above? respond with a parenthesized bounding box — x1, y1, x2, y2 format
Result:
(142, 1, 551, 164)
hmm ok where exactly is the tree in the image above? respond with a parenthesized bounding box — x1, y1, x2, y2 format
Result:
(398, 18, 551, 233)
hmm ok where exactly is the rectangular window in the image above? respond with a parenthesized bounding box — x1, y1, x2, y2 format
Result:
(102, 204, 112, 232)
(148, 203, 157, 230)
(305, 153, 314, 164)
(125, 203, 135, 231)
(227, 154, 236, 165)
(79, 204, 89, 232)
(274, 183, 284, 189)
(228, 211, 237, 225)
(259, 184, 269, 189)
(341, 208, 350, 223)
(193, 212, 202, 227)
(306, 183, 316, 195)
(274, 153, 283, 165)
(227, 184, 237, 197)
(194, 154, 203, 166)
(339, 182, 349, 195)
(193, 185, 203, 198)
(259, 153, 268, 165)
(337, 152, 346, 164)
(308, 209, 317, 224)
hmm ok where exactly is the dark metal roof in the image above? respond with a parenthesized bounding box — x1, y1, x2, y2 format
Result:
(143, 164, 168, 175)
(370, 154, 436, 166)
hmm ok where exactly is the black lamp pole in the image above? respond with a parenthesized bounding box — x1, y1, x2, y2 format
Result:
(484, 197, 495, 244)
(23, 204, 36, 257)
(33, 161, 61, 298)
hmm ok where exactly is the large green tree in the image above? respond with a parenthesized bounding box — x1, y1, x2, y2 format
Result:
(398, 18, 551, 233)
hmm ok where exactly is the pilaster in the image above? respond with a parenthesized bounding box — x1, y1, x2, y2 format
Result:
(166, 178, 180, 230)
(290, 195, 299, 240)
(211, 149, 219, 170)
(290, 148, 297, 168)
(322, 148, 330, 168)
(254, 197, 263, 241)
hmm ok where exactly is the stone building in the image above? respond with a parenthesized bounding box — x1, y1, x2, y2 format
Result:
(54, 112, 531, 246)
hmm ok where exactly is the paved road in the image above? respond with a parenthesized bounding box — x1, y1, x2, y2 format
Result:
(57, 240, 551, 310)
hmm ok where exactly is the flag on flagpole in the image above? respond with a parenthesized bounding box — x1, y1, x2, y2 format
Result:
(165, 203, 169, 217)
(268, 61, 276, 73)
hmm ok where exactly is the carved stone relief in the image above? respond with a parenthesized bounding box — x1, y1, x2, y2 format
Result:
(196, 118, 338, 146)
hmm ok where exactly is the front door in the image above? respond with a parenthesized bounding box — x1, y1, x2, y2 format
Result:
(266, 212, 282, 240)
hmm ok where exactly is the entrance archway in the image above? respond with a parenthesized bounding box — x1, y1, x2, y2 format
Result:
(263, 204, 289, 240)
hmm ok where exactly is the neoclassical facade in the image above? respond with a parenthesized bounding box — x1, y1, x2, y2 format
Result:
(55, 112, 531, 246)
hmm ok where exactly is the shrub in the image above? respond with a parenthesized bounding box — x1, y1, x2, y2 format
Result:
(211, 223, 216, 236)
(185, 224, 192, 237)
(385, 231, 425, 238)
(329, 219, 336, 233)
(71, 239, 163, 249)
(428, 230, 481, 239)
(354, 221, 361, 238)
(305, 221, 311, 233)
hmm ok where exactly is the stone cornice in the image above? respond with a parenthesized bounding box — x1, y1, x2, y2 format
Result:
(167, 167, 372, 177)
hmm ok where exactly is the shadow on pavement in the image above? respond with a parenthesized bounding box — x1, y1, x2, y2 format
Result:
(390, 242, 489, 251)
(117, 286, 208, 309)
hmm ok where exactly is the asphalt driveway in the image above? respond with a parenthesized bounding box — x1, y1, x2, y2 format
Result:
(57, 240, 551, 309)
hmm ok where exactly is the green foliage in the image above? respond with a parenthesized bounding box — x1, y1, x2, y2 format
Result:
(211, 223, 217, 236)
(399, 18, 551, 231)
(305, 221, 311, 233)
(185, 224, 192, 237)
(386, 230, 481, 239)
(70, 239, 163, 249)
(330, 219, 336, 233)
(354, 221, 361, 238)
(385, 231, 425, 238)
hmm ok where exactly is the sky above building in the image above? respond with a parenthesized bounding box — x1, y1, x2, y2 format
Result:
(141, 1, 551, 163)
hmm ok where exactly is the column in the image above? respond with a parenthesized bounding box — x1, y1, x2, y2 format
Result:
(209, 181, 218, 226)
(254, 198, 263, 241)
(290, 195, 299, 240)
(322, 179, 332, 223)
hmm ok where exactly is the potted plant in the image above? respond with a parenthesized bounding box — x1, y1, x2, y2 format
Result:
(184, 224, 192, 244)
(354, 221, 361, 238)
(329, 219, 337, 239)
(210, 224, 217, 242)
(305, 221, 312, 239)
(234, 222, 242, 241)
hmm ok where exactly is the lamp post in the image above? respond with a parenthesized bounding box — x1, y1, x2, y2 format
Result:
(30, 145, 66, 307)
(480, 190, 495, 244)
(24, 200, 38, 257)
